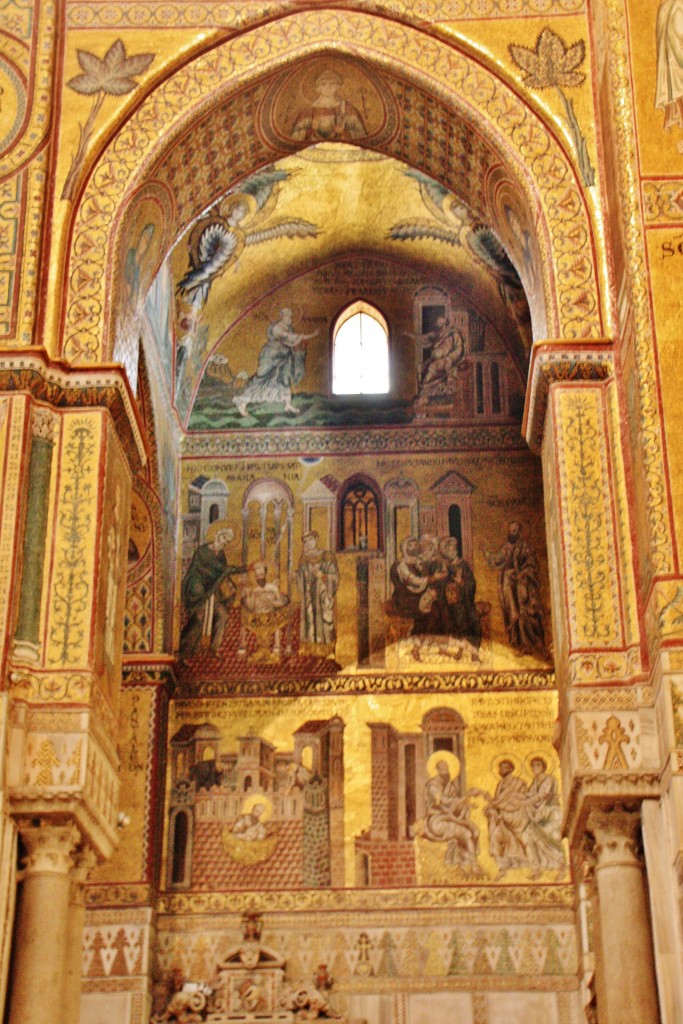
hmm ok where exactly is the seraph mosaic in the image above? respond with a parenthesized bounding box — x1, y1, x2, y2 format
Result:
(154, 150, 532, 431)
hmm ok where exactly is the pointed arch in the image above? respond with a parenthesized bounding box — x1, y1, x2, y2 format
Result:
(61, 10, 605, 368)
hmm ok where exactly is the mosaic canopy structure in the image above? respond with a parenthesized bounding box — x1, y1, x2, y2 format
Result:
(0, 4, 681, 1024)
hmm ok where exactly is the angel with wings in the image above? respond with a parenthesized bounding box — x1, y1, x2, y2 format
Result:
(387, 169, 470, 248)
(176, 166, 319, 310)
(389, 170, 532, 353)
(175, 167, 319, 396)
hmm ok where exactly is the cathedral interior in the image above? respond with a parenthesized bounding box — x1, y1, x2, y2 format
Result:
(0, 2, 682, 1023)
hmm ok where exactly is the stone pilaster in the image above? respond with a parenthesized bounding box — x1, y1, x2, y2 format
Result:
(7, 818, 81, 1024)
(585, 806, 660, 1024)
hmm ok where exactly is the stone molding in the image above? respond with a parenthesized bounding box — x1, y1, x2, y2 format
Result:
(85, 882, 156, 909)
(563, 773, 660, 849)
(585, 806, 642, 870)
(523, 341, 614, 452)
(0, 348, 146, 470)
(122, 657, 177, 693)
(16, 818, 81, 877)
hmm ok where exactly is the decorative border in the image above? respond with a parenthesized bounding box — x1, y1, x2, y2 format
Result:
(180, 669, 555, 698)
(157, 882, 575, 915)
(65, 0, 588, 31)
(642, 179, 683, 224)
(182, 423, 528, 457)
(62, 9, 602, 365)
(85, 882, 156, 908)
(0, 1, 55, 346)
(603, 0, 675, 579)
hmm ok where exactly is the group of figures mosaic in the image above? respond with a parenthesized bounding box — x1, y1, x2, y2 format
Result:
(166, 706, 564, 893)
(176, 468, 549, 681)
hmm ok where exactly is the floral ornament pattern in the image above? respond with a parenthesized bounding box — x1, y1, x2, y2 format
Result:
(62, 40, 155, 201)
(509, 28, 595, 188)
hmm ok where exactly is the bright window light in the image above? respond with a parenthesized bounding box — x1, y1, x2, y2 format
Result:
(332, 305, 389, 395)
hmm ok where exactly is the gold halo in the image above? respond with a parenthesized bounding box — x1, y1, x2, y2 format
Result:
(205, 519, 241, 547)
(524, 749, 555, 775)
(426, 750, 460, 779)
(241, 794, 272, 822)
(491, 753, 520, 775)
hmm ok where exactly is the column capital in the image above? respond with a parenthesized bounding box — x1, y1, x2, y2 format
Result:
(523, 340, 615, 452)
(69, 843, 99, 906)
(586, 805, 643, 870)
(17, 818, 81, 877)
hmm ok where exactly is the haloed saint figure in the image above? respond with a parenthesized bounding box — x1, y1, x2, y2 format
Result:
(291, 68, 368, 143)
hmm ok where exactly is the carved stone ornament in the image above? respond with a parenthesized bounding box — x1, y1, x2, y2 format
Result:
(585, 805, 642, 870)
(17, 818, 81, 876)
(31, 406, 59, 442)
(69, 843, 99, 905)
(153, 921, 353, 1023)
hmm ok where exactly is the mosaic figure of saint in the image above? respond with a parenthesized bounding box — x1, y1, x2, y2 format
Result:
(523, 757, 565, 880)
(486, 521, 545, 655)
(179, 527, 242, 658)
(232, 802, 268, 842)
(439, 536, 481, 652)
(656, 0, 683, 133)
(423, 759, 482, 874)
(410, 315, 466, 399)
(291, 68, 367, 143)
(480, 759, 529, 880)
(124, 222, 155, 316)
(242, 561, 288, 615)
(295, 530, 339, 656)
(233, 309, 318, 416)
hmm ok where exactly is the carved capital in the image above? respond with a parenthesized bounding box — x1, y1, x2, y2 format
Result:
(70, 843, 99, 906)
(586, 805, 642, 870)
(31, 406, 58, 442)
(17, 818, 81, 877)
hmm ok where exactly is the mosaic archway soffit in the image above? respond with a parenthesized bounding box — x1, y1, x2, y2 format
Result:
(62, 10, 604, 367)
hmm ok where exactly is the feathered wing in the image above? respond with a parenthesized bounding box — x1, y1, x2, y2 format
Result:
(388, 220, 461, 246)
(245, 218, 319, 246)
(241, 166, 290, 224)
(466, 224, 521, 287)
(404, 168, 450, 224)
(177, 222, 239, 306)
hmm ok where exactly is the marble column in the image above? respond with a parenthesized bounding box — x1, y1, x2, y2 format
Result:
(63, 843, 98, 1024)
(7, 819, 80, 1024)
(586, 806, 660, 1024)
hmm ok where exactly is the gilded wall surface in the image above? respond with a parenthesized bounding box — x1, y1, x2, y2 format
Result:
(2, 1, 683, 1024)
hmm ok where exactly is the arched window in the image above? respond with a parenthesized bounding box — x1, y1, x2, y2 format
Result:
(332, 301, 389, 395)
(338, 474, 383, 551)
